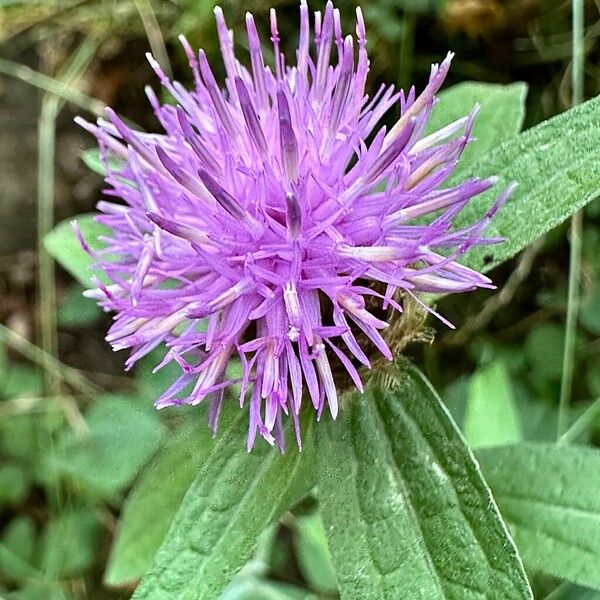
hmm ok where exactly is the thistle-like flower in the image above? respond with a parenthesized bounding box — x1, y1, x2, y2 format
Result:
(77, 1, 510, 450)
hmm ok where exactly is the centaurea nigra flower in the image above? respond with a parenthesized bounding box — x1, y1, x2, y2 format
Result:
(77, 1, 511, 450)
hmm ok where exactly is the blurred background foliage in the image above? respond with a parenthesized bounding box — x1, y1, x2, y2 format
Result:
(0, 0, 600, 598)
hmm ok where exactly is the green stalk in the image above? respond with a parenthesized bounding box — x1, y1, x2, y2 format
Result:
(38, 97, 60, 395)
(0, 323, 102, 397)
(557, 0, 585, 439)
(37, 37, 99, 395)
(34, 39, 100, 575)
(0, 58, 104, 115)
(397, 11, 416, 91)
(133, 0, 172, 78)
(558, 396, 600, 444)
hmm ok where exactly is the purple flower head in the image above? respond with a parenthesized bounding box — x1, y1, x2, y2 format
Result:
(77, 1, 510, 450)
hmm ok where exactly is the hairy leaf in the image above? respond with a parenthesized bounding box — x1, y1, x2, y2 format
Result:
(316, 360, 532, 599)
(427, 81, 527, 180)
(105, 422, 220, 586)
(457, 95, 600, 272)
(478, 443, 600, 590)
(132, 414, 315, 600)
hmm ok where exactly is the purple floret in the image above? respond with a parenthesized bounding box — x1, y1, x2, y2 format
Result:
(77, 1, 511, 450)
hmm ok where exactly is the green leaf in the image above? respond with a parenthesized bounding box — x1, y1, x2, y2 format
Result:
(457, 96, 600, 273)
(477, 443, 600, 589)
(427, 81, 527, 180)
(136, 350, 187, 406)
(52, 395, 163, 498)
(132, 413, 315, 600)
(40, 507, 101, 577)
(57, 284, 101, 327)
(524, 324, 565, 382)
(545, 583, 600, 600)
(0, 516, 37, 580)
(316, 360, 532, 599)
(464, 360, 522, 447)
(220, 578, 318, 600)
(1, 362, 43, 398)
(293, 512, 337, 594)
(43, 214, 111, 287)
(0, 412, 55, 462)
(81, 148, 124, 177)
(105, 421, 226, 586)
(0, 463, 30, 505)
(6, 582, 73, 600)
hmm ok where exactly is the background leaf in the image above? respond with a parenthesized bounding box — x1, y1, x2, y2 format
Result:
(477, 443, 600, 590)
(219, 577, 318, 600)
(40, 507, 101, 577)
(132, 413, 315, 600)
(464, 360, 522, 447)
(316, 360, 532, 600)
(105, 421, 227, 586)
(43, 214, 110, 287)
(0, 463, 30, 506)
(426, 81, 527, 181)
(57, 283, 101, 327)
(51, 395, 163, 499)
(4, 581, 73, 600)
(81, 148, 124, 177)
(293, 512, 337, 595)
(457, 96, 600, 273)
(545, 583, 600, 600)
(0, 516, 37, 580)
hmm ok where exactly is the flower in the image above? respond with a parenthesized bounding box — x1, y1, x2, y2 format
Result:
(76, 1, 511, 450)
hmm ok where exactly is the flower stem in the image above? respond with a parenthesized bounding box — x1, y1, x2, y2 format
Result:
(558, 396, 600, 445)
(0, 57, 104, 116)
(37, 37, 99, 396)
(397, 11, 416, 91)
(134, 0, 172, 78)
(557, 0, 585, 439)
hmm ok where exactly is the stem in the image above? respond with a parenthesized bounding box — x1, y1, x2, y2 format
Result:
(557, 0, 585, 439)
(571, 0, 585, 106)
(36, 37, 99, 395)
(557, 211, 583, 437)
(0, 58, 104, 115)
(397, 12, 416, 91)
(38, 97, 60, 395)
(0, 324, 102, 398)
(134, 0, 172, 78)
(558, 396, 600, 445)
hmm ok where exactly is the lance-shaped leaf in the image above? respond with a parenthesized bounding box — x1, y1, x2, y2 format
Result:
(104, 422, 222, 586)
(426, 81, 528, 180)
(457, 95, 600, 273)
(477, 443, 600, 590)
(43, 214, 110, 287)
(464, 360, 522, 448)
(316, 359, 532, 599)
(82, 148, 124, 176)
(132, 413, 315, 600)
